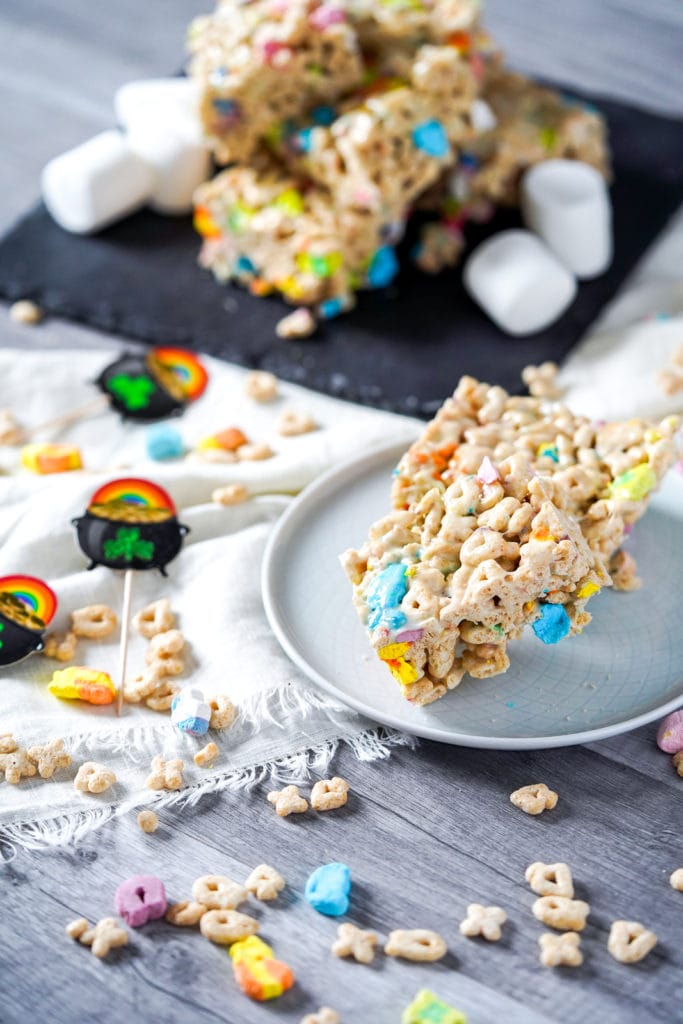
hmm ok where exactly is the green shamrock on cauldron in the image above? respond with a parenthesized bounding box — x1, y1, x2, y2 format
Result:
(106, 374, 156, 411)
(103, 528, 155, 563)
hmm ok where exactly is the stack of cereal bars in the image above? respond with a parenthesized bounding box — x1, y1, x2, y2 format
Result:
(189, 0, 610, 326)
(342, 377, 680, 705)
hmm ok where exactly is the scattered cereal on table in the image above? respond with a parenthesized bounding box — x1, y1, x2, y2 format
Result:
(212, 483, 250, 506)
(310, 776, 349, 811)
(459, 903, 507, 941)
(532, 896, 590, 931)
(194, 741, 219, 768)
(245, 864, 285, 901)
(401, 989, 467, 1024)
(277, 409, 318, 437)
(27, 738, 72, 779)
(267, 785, 308, 817)
(137, 809, 159, 833)
(66, 917, 128, 958)
(331, 922, 377, 964)
(237, 442, 275, 461)
(607, 920, 657, 963)
(133, 598, 175, 639)
(10, 299, 43, 325)
(305, 863, 351, 916)
(200, 908, 259, 945)
(70, 604, 117, 639)
(525, 862, 574, 898)
(114, 875, 167, 927)
(192, 875, 248, 910)
(538, 931, 583, 968)
(0, 747, 38, 784)
(74, 761, 117, 794)
(208, 694, 237, 730)
(145, 755, 184, 791)
(385, 929, 447, 962)
(276, 307, 317, 340)
(244, 370, 278, 403)
(669, 868, 683, 891)
(0, 733, 18, 754)
(43, 630, 78, 662)
(510, 783, 558, 815)
(166, 900, 207, 926)
(300, 1009, 340, 1024)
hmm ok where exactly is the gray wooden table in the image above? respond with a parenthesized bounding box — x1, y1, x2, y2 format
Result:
(1, 3, 682, 1022)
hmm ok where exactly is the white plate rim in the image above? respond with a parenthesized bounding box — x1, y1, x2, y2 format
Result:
(262, 440, 683, 749)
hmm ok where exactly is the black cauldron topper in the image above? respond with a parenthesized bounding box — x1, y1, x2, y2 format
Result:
(96, 346, 208, 421)
(72, 478, 189, 576)
(0, 575, 57, 666)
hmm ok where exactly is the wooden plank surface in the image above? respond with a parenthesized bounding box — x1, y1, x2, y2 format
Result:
(0, 2, 682, 1023)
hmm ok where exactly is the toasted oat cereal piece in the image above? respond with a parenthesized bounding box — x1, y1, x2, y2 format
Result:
(539, 931, 583, 968)
(66, 916, 128, 958)
(657, 370, 683, 396)
(459, 903, 507, 941)
(212, 483, 250, 506)
(510, 783, 558, 815)
(0, 747, 38, 784)
(277, 409, 319, 437)
(0, 409, 24, 445)
(300, 1010, 340, 1024)
(192, 875, 248, 910)
(74, 761, 116, 794)
(525, 862, 574, 898)
(385, 929, 447, 962)
(674, 751, 683, 777)
(0, 733, 17, 755)
(145, 755, 184, 791)
(608, 549, 641, 592)
(311, 776, 349, 812)
(237, 442, 275, 461)
(532, 896, 590, 931)
(276, 308, 317, 340)
(208, 694, 237, 730)
(43, 631, 78, 662)
(194, 741, 220, 768)
(146, 628, 185, 667)
(332, 922, 378, 964)
(244, 371, 278, 403)
(267, 785, 309, 817)
(137, 809, 159, 834)
(200, 908, 259, 945)
(27, 738, 72, 779)
(245, 864, 285, 901)
(607, 921, 657, 963)
(145, 680, 181, 712)
(123, 667, 165, 704)
(70, 604, 117, 639)
(522, 362, 561, 399)
(669, 868, 683, 891)
(132, 598, 175, 639)
(10, 299, 43, 325)
(165, 900, 207, 926)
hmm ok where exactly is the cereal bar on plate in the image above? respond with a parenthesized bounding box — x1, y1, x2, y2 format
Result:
(343, 377, 680, 705)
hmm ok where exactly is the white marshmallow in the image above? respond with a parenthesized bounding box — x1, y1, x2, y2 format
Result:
(114, 77, 201, 140)
(469, 99, 497, 133)
(521, 160, 612, 279)
(41, 130, 158, 234)
(127, 124, 211, 215)
(464, 229, 577, 336)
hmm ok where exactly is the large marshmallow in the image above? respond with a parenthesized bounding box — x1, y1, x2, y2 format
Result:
(464, 229, 577, 336)
(127, 123, 211, 215)
(114, 78, 201, 139)
(521, 160, 612, 279)
(42, 130, 157, 234)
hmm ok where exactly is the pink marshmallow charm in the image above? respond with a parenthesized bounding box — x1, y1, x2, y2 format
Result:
(477, 456, 500, 484)
(656, 710, 683, 753)
(114, 875, 167, 927)
(309, 5, 346, 28)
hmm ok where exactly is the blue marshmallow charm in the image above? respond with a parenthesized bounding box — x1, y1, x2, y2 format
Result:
(532, 603, 571, 644)
(304, 862, 351, 916)
(171, 687, 211, 736)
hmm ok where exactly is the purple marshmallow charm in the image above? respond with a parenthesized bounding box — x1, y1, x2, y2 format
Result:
(656, 710, 683, 754)
(114, 874, 167, 927)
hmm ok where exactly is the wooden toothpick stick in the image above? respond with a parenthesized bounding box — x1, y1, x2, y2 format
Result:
(116, 569, 134, 716)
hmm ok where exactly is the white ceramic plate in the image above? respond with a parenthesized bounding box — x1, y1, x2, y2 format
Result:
(262, 442, 683, 749)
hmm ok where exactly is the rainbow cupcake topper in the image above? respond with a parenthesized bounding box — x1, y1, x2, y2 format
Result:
(152, 347, 208, 402)
(88, 478, 177, 517)
(96, 346, 208, 421)
(0, 574, 57, 666)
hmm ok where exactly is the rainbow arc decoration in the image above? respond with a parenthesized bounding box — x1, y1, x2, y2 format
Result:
(0, 575, 57, 629)
(88, 478, 176, 515)
(0, 574, 57, 667)
(152, 347, 208, 401)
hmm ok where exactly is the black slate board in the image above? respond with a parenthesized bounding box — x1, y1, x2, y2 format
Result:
(1, 85, 681, 417)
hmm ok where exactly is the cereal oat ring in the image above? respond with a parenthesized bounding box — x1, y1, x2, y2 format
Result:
(10, 300, 43, 325)
(607, 920, 657, 963)
(300, 1010, 340, 1024)
(244, 371, 278, 403)
(123, 667, 165, 704)
(0, 747, 38, 784)
(194, 741, 219, 767)
(70, 604, 118, 639)
(192, 875, 248, 910)
(208, 694, 237, 730)
(43, 631, 78, 662)
(145, 680, 181, 712)
(132, 598, 175, 638)
(0, 733, 17, 754)
(510, 783, 558, 815)
(245, 864, 285, 901)
(332, 922, 378, 964)
(137, 809, 159, 833)
(276, 308, 317, 340)
(237, 442, 275, 462)
(669, 868, 683, 891)
(66, 916, 128, 958)
(146, 629, 185, 670)
(674, 751, 683, 777)
(385, 929, 447, 962)
(310, 776, 350, 812)
(165, 900, 207, 926)
(459, 903, 507, 941)
(27, 738, 72, 779)
(539, 931, 583, 968)
(532, 896, 590, 931)
(267, 785, 308, 817)
(525, 862, 574, 898)
(521, 362, 561, 399)
(277, 410, 318, 437)
(145, 755, 184, 791)
(212, 483, 250, 506)
(74, 761, 117, 794)
(200, 908, 259, 945)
